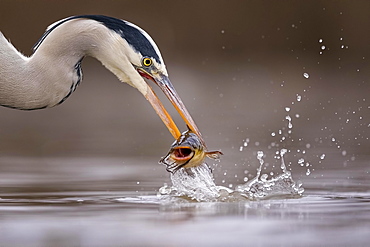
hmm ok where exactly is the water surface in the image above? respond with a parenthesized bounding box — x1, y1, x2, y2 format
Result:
(0, 155, 368, 247)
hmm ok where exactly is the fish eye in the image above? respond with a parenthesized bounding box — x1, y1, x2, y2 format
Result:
(142, 57, 153, 67)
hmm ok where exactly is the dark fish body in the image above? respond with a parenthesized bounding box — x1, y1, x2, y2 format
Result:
(160, 130, 222, 173)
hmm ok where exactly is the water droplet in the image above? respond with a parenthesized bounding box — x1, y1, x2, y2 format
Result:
(271, 132, 276, 137)
(221, 30, 225, 34)
(321, 45, 326, 50)
(303, 72, 310, 79)
(342, 150, 347, 156)
(320, 154, 326, 159)
(280, 149, 287, 156)
(306, 169, 311, 176)
(285, 115, 293, 128)
(298, 158, 305, 166)
(319, 38, 323, 43)
(296, 94, 302, 101)
(285, 107, 291, 112)
(261, 174, 268, 182)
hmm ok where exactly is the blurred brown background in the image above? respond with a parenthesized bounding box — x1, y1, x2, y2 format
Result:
(0, 0, 369, 162)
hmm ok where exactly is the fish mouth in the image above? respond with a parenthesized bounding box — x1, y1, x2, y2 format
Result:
(160, 148, 223, 174)
(138, 68, 205, 146)
(160, 146, 195, 173)
(170, 146, 194, 161)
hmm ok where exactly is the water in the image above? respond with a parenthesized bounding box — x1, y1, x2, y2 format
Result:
(0, 86, 369, 247)
(1, 75, 368, 246)
(2, 96, 368, 247)
(0, 156, 369, 247)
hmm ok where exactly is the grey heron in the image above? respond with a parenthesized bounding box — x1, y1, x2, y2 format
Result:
(0, 15, 205, 145)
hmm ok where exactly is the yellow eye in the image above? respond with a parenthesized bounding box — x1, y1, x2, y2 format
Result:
(142, 57, 153, 67)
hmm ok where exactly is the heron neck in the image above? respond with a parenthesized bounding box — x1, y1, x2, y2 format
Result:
(0, 20, 107, 110)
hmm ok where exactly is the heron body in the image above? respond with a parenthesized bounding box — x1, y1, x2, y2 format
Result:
(0, 15, 205, 144)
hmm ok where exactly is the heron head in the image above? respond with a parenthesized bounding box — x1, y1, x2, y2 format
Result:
(80, 15, 204, 144)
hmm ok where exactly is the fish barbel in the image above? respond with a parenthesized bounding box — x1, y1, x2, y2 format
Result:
(159, 130, 223, 173)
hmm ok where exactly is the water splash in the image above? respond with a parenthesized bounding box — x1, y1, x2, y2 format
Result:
(159, 81, 309, 202)
(159, 149, 304, 202)
(159, 163, 221, 202)
(235, 149, 304, 200)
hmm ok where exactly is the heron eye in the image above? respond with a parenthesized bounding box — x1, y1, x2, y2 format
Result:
(142, 57, 153, 67)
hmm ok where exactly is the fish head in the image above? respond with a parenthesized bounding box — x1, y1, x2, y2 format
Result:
(160, 130, 223, 173)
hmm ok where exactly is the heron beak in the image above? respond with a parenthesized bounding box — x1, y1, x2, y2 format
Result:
(154, 75, 205, 145)
(138, 69, 205, 146)
(143, 82, 181, 140)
